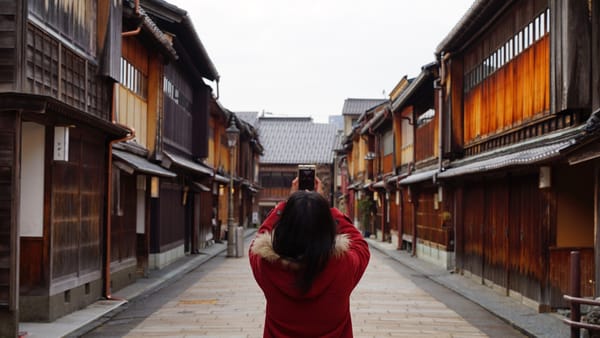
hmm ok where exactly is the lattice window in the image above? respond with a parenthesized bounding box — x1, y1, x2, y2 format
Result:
(464, 8, 550, 93)
(26, 25, 59, 97)
(26, 24, 110, 120)
(61, 48, 86, 110)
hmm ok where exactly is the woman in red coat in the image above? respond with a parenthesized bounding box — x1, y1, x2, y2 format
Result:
(249, 178, 370, 337)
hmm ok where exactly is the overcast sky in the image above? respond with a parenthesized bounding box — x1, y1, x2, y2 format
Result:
(167, 1, 474, 123)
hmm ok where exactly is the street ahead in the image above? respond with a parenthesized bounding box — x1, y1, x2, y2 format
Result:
(82, 239, 523, 337)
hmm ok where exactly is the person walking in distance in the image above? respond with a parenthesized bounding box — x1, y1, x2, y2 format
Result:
(249, 177, 370, 337)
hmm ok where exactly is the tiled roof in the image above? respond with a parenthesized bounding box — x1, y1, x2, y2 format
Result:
(333, 130, 345, 152)
(235, 111, 260, 128)
(341, 98, 387, 116)
(258, 117, 338, 164)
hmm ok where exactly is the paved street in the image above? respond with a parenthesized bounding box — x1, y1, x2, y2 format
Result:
(82, 238, 523, 338)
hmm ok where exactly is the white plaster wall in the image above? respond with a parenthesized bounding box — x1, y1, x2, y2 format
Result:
(19, 122, 45, 237)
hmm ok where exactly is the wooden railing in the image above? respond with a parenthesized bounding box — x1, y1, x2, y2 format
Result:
(464, 110, 583, 157)
(563, 251, 600, 338)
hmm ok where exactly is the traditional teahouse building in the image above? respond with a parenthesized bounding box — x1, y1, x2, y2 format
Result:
(141, 0, 220, 269)
(357, 101, 392, 241)
(434, 0, 600, 310)
(0, 1, 260, 333)
(338, 98, 387, 229)
(0, 0, 130, 331)
(392, 63, 454, 268)
(108, 0, 179, 295)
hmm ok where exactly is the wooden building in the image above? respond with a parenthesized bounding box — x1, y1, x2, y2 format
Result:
(359, 102, 394, 242)
(256, 116, 338, 221)
(435, 0, 600, 310)
(234, 116, 263, 229)
(108, 2, 178, 293)
(141, 0, 220, 269)
(209, 109, 263, 241)
(0, 0, 130, 331)
(207, 100, 233, 241)
(390, 63, 455, 268)
(339, 99, 387, 232)
(0, 0, 260, 333)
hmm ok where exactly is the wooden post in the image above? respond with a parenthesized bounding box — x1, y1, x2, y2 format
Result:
(595, 163, 600, 298)
(570, 251, 581, 338)
(412, 189, 418, 257)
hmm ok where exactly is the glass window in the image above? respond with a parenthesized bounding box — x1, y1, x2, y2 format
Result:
(540, 12, 545, 35)
(529, 22, 534, 45)
(383, 130, 393, 155)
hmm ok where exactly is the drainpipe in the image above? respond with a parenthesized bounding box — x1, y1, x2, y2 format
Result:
(122, 0, 141, 37)
(411, 188, 418, 257)
(105, 83, 135, 300)
(438, 52, 451, 173)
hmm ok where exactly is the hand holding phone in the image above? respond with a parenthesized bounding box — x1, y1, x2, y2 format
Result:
(298, 165, 316, 191)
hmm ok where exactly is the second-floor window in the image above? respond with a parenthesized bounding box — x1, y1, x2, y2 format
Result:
(464, 8, 550, 93)
(383, 130, 393, 156)
(163, 77, 192, 111)
(29, 0, 97, 56)
(120, 58, 147, 99)
(259, 172, 295, 188)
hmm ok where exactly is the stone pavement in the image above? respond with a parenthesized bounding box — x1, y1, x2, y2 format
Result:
(366, 240, 569, 338)
(19, 229, 570, 337)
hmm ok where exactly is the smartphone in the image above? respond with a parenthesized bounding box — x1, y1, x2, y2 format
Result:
(298, 164, 316, 191)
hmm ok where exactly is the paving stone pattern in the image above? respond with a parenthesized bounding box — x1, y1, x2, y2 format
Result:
(118, 250, 487, 337)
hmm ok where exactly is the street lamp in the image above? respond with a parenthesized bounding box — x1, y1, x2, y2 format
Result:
(226, 117, 239, 257)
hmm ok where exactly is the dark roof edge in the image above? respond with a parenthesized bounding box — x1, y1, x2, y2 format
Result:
(435, 0, 515, 55)
(141, 0, 219, 81)
(391, 62, 437, 112)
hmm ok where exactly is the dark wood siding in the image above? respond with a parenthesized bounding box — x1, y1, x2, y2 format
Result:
(389, 191, 399, 242)
(51, 128, 105, 280)
(417, 188, 443, 245)
(448, 57, 464, 155)
(163, 64, 193, 154)
(401, 189, 413, 240)
(0, 112, 17, 310)
(549, 247, 594, 307)
(19, 237, 43, 293)
(415, 113, 437, 162)
(551, 0, 592, 112)
(157, 181, 185, 252)
(382, 153, 393, 174)
(0, 0, 18, 89)
(463, 184, 484, 277)
(192, 85, 210, 159)
(483, 179, 509, 288)
(196, 191, 213, 248)
(111, 172, 136, 264)
(460, 174, 550, 303)
(507, 175, 544, 302)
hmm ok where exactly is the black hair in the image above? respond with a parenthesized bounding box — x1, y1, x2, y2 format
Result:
(272, 191, 337, 293)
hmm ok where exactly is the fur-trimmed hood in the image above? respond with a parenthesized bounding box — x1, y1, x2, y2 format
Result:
(251, 231, 351, 268)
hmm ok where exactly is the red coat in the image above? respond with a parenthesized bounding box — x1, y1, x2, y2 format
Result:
(249, 202, 370, 338)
